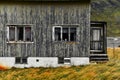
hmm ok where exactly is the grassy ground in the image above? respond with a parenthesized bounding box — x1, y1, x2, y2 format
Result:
(0, 48, 120, 80)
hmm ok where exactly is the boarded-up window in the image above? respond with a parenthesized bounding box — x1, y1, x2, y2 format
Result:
(7, 25, 32, 42)
(53, 26, 77, 41)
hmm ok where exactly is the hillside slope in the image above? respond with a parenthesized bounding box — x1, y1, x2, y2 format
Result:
(91, 0, 120, 36)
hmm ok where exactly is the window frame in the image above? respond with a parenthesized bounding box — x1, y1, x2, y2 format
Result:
(15, 57, 28, 64)
(53, 25, 78, 42)
(53, 26, 62, 41)
(6, 24, 33, 43)
(58, 57, 71, 64)
(90, 27, 104, 52)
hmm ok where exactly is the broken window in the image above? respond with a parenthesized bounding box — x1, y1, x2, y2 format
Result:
(53, 26, 77, 41)
(7, 25, 32, 42)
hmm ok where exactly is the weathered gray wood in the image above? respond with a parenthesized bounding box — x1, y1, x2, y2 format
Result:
(0, 2, 90, 57)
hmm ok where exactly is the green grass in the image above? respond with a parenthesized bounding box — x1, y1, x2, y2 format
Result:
(91, 0, 120, 36)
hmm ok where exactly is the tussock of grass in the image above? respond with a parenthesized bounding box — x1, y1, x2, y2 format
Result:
(0, 48, 120, 80)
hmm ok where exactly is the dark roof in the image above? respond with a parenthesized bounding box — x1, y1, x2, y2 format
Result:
(91, 21, 107, 25)
(2, 0, 90, 2)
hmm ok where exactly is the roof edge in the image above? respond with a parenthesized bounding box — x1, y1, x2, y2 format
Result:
(0, 0, 91, 2)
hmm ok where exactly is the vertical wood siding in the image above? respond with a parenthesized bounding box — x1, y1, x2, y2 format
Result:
(0, 2, 90, 57)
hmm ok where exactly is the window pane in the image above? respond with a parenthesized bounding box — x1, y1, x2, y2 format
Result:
(17, 27, 23, 41)
(70, 28, 76, 41)
(25, 27, 31, 41)
(9, 27, 15, 41)
(90, 28, 104, 50)
(90, 28, 93, 41)
(62, 28, 69, 41)
(92, 29, 101, 41)
(15, 57, 21, 64)
(90, 42, 103, 50)
(22, 58, 27, 64)
(55, 28, 61, 41)
(58, 57, 64, 64)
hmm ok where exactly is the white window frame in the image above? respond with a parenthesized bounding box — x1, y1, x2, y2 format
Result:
(53, 26, 77, 42)
(53, 26, 62, 41)
(7, 24, 33, 43)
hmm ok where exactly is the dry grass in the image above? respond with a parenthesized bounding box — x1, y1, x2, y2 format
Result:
(107, 48, 120, 60)
(0, 48, 120, 80)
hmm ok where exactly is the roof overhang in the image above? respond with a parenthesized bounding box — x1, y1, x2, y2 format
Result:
(0, 0, 91, 2)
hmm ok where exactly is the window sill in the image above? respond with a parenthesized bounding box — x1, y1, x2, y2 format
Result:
(15, 63, 28, 64)
(53, 41, 79, 44)
(7, 41, 34, 44)
(90, 50, 103, 52)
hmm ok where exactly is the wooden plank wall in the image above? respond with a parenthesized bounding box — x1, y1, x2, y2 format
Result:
(0, 2, 90, 57)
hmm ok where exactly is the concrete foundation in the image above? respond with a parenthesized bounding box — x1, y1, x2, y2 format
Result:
(0, 57, 89, 68)
(71, 57, 89, 65)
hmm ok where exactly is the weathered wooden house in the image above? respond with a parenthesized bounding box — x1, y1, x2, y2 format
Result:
(0, 0, 108, 68)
